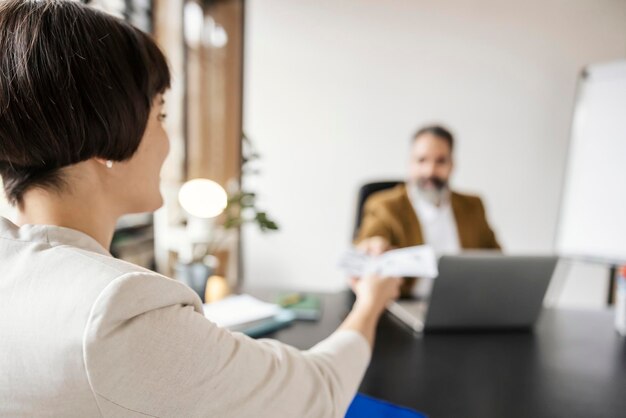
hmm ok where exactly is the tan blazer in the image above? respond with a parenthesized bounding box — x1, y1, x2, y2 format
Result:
(356, 185, 500, 295)
(356, 184, 500, 250)
(0, 218, 370, 417)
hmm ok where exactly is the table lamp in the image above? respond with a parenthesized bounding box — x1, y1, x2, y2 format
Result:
(175, 178, 229, 301)
(177, 178, 227, 260)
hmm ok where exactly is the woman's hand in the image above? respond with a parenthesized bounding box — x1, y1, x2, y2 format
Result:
(350, 274, 402, 316)
(340, 274, 402, 348)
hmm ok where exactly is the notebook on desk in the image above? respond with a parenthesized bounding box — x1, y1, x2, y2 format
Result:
(387, 254, 558, 333)
(203, 294, 295, 337)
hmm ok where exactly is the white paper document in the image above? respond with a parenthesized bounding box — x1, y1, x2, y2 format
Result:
(203, 294, 281, 328)
(338, 245, 438, 278)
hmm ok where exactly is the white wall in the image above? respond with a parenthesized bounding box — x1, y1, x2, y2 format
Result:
(242, 0, 626, 295)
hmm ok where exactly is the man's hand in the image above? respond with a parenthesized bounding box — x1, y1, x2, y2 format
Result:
(355, 236, 391, 256)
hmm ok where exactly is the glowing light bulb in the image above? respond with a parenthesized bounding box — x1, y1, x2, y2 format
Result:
(178, 179, 227, 219)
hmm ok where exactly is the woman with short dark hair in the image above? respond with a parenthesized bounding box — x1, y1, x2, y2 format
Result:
(0, 1, 400, 417)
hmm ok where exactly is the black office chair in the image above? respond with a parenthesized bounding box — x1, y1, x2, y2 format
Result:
(353, 181, 403, 239)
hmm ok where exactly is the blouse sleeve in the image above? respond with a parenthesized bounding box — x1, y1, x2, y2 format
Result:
(83, 272, 371, 418)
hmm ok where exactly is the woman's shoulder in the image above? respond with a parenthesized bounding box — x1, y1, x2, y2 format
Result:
(91, 268, 203, 318)
(22, 227, 204, 321)
(67, 243, 158, 278)
(59, 245, 203, 318)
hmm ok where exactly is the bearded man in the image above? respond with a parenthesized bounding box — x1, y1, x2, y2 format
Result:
(355, 125, 500, 296)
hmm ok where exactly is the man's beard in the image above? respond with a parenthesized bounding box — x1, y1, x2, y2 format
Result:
(415, 177, 449, 206)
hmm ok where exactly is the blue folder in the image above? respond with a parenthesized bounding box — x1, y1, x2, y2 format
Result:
(346, 393, 427, 418)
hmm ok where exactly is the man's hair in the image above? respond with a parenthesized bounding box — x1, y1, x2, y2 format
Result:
(0, 0, 171, 206)
(412, 125, 454, 151)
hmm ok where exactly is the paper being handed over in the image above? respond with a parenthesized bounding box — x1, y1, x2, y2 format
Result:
(338, 245, 438, 278)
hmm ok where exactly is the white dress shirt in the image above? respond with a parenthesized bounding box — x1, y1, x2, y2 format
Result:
(408, 187, 461, 255)
(407, 187, 461, 297)
(0, 217, 370, 417)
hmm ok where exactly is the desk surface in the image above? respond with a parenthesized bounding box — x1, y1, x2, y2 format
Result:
(258, 291, 626, 418)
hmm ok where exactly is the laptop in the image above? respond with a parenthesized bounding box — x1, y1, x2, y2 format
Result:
(386, 254, 559, 333)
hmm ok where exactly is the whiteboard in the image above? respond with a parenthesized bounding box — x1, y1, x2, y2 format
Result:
(556, 61, 626, 264)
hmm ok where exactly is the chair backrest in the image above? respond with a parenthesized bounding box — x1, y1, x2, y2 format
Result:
(353, 181, 403, 239)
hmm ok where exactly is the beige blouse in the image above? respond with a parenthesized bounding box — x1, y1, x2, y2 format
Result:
(0, 217, 370, 417)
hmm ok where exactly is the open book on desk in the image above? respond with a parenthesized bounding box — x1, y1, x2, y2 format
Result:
(203, 294, 295, 337)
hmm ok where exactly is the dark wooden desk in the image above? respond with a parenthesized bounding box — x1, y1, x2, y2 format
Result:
(260, 291, 626, 418)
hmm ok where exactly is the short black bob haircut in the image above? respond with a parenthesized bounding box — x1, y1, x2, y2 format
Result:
(412, 125, 454, 151)
(0, 0, 171, 206)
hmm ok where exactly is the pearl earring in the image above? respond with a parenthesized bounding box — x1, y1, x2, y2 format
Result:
(105, 160, 113, 169)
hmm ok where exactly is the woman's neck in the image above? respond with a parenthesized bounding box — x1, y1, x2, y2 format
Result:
(18, 188, 119, 251)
